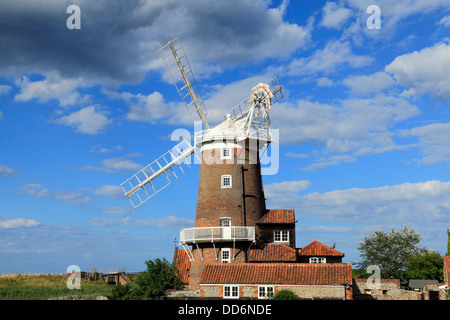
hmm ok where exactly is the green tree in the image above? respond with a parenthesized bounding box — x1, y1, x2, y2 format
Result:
(129, 258, 184, 300)
(405, 250, 443, 282)
(356, 225, 425, 280)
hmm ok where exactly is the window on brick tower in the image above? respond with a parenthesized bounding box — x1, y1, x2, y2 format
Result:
(274, 230, 289, 243)
(221, 175, 232, 188)
(221, 248, 231, 263)
(222, 148, 232, 160)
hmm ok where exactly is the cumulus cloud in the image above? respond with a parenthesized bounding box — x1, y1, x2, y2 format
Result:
(14, 73, 90, 106)
(287, 40, 373, 76)
(56, 105, 111, 135)
(343, 71, 396, 96)
(267, 180, 450, 230)
(399, 122, 450, 164)
(346, 0, 449, 31)
(272, 94, 419, 152)
(320, 2, 353, 29)
(385, 42, 450, 101)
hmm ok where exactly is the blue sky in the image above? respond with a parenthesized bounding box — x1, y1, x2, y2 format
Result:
(0, 0, 449, 274)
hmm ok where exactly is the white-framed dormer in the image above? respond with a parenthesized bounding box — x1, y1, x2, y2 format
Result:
(309, 257, 326, 264)
(221, 175, 232, 188)
(273, 230, 289, 243)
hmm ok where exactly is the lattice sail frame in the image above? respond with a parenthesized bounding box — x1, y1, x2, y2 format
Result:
(225, 75, 282, 142)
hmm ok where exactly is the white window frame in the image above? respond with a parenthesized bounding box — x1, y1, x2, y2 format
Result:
(258, 286, 274, 299)
(274, 230, 289, 243)
(221, 148, 232, 160)
(220, 217, 231, 227)
(224, 285, 239, 299)
(221, 175, 232, 188)
(309, 257, 326, 264)
(221, 248, 231, 263)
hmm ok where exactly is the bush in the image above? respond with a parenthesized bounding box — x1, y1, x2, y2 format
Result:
(270, 289, 302, 300)
(108, 284, 131, 300)
(128, 258, 184, 300)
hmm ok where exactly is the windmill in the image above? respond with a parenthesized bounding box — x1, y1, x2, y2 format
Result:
(120, 37, 283, 210)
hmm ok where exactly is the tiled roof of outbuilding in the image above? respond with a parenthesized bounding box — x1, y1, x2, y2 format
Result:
(249, 243, 297, 262)
(298, 240, 344, 257)
(256, 209, 295, 224)
(200, 263, 352, 285)
(173, 248, 190, 284)
(444, 256, 450, 284)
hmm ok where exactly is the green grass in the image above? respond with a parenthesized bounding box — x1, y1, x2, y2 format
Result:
(0, 274, 115, 300)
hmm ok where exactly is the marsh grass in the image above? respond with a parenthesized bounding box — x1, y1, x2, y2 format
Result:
(0, 274, 114, 300)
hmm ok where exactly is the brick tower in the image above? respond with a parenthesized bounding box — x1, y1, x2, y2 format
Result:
(185, 125, 269, 289)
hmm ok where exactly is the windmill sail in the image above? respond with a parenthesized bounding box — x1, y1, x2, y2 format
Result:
(120, 139, 200, 209)
(159, 38, 210, 129)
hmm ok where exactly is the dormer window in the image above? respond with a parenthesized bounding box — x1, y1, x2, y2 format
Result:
(274, 230, 289, 243)
(310, 257, 326, 263)
(221, 175, 232, 188)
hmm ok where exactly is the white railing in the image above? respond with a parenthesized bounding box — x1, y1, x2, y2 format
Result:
(179, 226, 255, 244)
(194, 127, 272, 146)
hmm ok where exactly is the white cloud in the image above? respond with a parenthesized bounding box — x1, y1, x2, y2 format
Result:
(346, 0, 449, 30)
(17, 184, 92, 206)
(102, 157, 143, 172)
(265, 180, 312, 203)
(56, 106, 112, 135)
(439, 15, 450, 27)
(0, 218, 39, 229)
(385, 42, 450, 101)
(272, 94, 419, 153)
(302, 155, 356, 171)
(14, 73, 90, 107)
(267, 180, 450, 228)
(343, 71, 396, 96)
(0, 164, 15, 177)
(287, 40, 373, 76)
(320, 2, 353, 29)
(93, 185, 123, 199)
(399, 122, 450, 164)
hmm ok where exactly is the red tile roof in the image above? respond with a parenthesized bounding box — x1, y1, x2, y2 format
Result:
(257, 209, 295, 224)
(173, 248, 190, 284)
(249, 243, 297, 262)
(298, 241, 344, 257)
(200, 263, 352, 285)
(444, 256, 450, 285)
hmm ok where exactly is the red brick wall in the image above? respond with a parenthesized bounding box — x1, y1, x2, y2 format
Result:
(195, 142, 266, 229)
